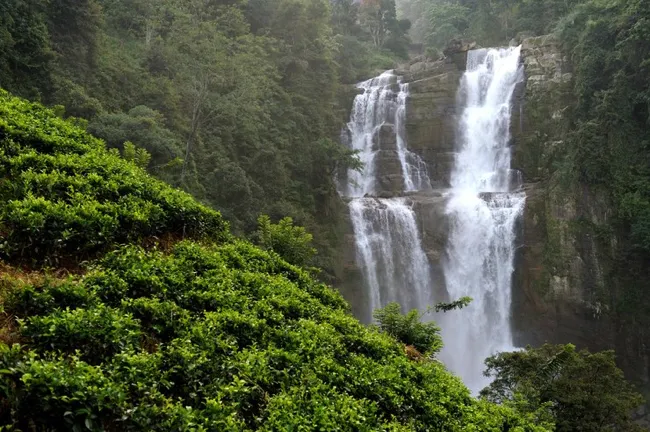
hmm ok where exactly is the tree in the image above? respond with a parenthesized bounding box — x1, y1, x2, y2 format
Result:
(359, 0, 406, 50)
(373, 297, 472, 356)
(88, 105, 183, 170)
(481, 344, 644, 432)
(0, 0, 53, 99)
(425, 0, 470, 49)
(330, 0, 360, 34)
(47, 0, 102, 75)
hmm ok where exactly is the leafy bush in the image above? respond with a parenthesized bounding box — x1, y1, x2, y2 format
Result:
(0, 345, 128, 431)
(21, 304, 142, 364)
(7, 279, 94, 317)
(481, 344, 644, 432)
(0, 90, 229, 264)
(255, 214, 317, 268)
(373, 302, 443, 355)
(0, 242, 548, 430)
(373, 298, 472, 355)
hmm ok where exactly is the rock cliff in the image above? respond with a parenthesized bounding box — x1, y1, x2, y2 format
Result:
(511, 35, 649, 392)
(510, 34, 617, 354)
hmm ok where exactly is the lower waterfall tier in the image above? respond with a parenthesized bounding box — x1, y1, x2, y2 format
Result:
(439, 191, 526, 393)
(348, 197, 433, 317)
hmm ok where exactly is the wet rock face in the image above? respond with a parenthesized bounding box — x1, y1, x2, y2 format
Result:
(399, 59, 463, 188)
(373, 124, 404, 197)
(411, 191, 450, 302)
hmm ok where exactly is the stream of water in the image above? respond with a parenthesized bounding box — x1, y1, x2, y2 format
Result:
(342, 51, 525, 394)
(439, 47, 525, 393)
(342, 70, 432, 318)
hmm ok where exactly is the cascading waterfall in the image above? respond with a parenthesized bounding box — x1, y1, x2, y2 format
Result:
(349, 198, 432, 314)
(342, 70, 432, 319)
(344, 71, 431, 197)
(439, 47, 525, 393)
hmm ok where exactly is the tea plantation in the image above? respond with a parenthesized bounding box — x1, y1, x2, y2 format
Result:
(0, 91, 547, 430)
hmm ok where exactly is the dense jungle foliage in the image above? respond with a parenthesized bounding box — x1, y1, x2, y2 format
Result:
(555, 0, 650, 358)
(0, 92, 554, 431)
(0, 0, 413, 279)
(397, 0, 585, 50)
(482, 344, 644, 431)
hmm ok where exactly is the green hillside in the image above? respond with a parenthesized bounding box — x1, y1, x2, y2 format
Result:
(0, 92, 547, 430)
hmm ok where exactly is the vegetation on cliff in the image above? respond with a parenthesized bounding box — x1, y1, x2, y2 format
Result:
(482, 344, 644, 432)
(397, 0, 583, 50)
(556, 0, 650, 343)
(0, 91, 551, 430)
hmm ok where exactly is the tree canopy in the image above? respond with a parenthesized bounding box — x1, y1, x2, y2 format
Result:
(481, 344, 644, 432)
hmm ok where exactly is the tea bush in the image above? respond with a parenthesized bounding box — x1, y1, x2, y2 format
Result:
(0, 90, 228, 264)
(0, 242, 550, 431)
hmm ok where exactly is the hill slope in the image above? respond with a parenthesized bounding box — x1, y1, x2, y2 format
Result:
(0, 91, 547, 431)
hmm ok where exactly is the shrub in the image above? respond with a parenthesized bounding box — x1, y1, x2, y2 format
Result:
(255, 214, 316, 267)
(21, 304, 141, 364)
(0, 243, 549, 430)
(0, 345, 127, 431)
(373, 302, 443, 355)
(7, 279, 94, 316)
(0, 89, 229, 265)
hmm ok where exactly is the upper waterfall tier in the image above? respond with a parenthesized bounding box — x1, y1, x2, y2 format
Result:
(341, 71, 431, 198)
(451, 47, 524, 193)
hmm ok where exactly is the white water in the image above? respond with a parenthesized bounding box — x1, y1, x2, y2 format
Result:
(440, 47, 525, 393)
(349, 198, 432, 314)
(343, 70, 432, 320)
(345, 71, 430, 197)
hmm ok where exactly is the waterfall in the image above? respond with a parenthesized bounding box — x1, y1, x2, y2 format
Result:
(345, 71, 430, 198)
(349, 198, 432, 314)
(342, 70, 432, 319)
(439, 47, 525, 393)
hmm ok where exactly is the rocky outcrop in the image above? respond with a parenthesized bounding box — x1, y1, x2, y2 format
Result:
(412, 190, 450, 301)
(397, 58, 463, 188)
(374, 124, 406, 196)
(443, 39, 478, 70)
